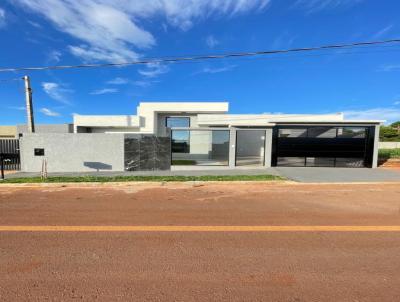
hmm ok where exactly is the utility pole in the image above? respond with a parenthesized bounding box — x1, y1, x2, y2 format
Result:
(23, 75, 35, 133)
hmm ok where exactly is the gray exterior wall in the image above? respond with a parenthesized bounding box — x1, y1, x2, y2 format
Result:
(17, 124, 73, 137)
(20, 133, 124, 172)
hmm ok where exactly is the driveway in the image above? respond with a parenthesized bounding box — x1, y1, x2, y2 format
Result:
(276, 167, 400, 183)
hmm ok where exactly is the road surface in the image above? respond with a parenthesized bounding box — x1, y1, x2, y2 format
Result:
(1, 182, 400, 301)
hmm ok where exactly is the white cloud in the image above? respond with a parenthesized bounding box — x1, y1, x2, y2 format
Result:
(15, 0, 269, 62)
(394, 101, 400, 106)
(138, 62, 169, 78)
(372, 24, 394, 39)
(90, 88, 118, 95)
(205, 35, 219, 48)
(41, 82, 72, 104)
(0, 7, 6, 28)
(294, 0, 363, 13)
(47, 50, 62, 63)
(107, 77, 129, 85)
(380, 64, 400, 72)
(40, 107, 60, 117)
(68, 45, 138, 64)
(194, 64, 236, 74)
(134, 80, 159, 87)
(343, 107, 400, 124)
(27, 20, 42, 28)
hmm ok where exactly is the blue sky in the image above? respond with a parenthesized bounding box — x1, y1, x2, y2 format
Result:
(0, 0, 400, 125)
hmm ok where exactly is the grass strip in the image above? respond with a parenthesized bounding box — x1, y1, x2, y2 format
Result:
(0, 174, 284, 184)
(171, 160, 197, 165)
(379, 148, 400, 160)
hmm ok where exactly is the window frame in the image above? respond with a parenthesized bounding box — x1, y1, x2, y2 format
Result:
(165, 116, 191, 128)
(166, 116, 191, 154)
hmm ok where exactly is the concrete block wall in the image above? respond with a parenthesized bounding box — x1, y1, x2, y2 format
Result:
(20, 133, 125, 172)
(17, 124, 73, 137)
(379, 142, 400, 149)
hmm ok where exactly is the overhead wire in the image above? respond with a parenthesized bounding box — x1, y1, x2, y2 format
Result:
(0, 38, 399, 73)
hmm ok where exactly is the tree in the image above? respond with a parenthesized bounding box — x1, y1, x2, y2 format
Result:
(391, 121, 400, 134)
(380, 125, 400, 141)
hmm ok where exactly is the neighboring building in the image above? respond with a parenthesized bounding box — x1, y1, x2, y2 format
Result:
(0, 126, 17, 139)
(19, 102, 382, 172)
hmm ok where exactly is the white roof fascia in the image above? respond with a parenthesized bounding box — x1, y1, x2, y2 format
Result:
(73, 115, 140, 128)
(274, 120, 384, 125)
(138, 102, 229, 114)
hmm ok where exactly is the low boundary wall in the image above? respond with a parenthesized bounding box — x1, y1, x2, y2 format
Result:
(20, 133, 125, 172)
(379, 142, 400, 149)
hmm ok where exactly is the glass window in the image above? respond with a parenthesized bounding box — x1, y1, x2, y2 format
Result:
(278, 128, 307, 138)
(166, 117, 190, 128)
(337, 127, 366, 138)
(236, 130, 265, 166)
(171, 130, 190, 153)
(167, 117, 190, 153)
(307, 127, 336, 138)
(172, 130, 230, 166)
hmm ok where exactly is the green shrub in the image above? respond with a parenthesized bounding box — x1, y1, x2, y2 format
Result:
(379, 149, 400, 160)
(379, 126, 400, 142)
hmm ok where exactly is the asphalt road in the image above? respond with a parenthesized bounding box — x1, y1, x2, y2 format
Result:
(1, 182, 400, 301)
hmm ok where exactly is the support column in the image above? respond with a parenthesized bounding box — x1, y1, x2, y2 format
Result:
(23, 75, 35, 133)
(229, 127, 236, 168)
(264, 128, 273, 168)
(372, 124, 380, 168)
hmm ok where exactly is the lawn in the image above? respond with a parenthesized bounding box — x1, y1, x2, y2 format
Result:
(0, 174, 284, 184)
(171, 160, 197, 165)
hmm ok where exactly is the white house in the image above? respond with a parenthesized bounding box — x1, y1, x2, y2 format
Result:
(19, 102, 382, 172)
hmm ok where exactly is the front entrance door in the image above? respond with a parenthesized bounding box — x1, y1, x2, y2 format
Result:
(235, 130, 266, 166)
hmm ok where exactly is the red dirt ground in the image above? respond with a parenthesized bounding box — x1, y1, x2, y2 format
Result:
(1, 182, 400, 301)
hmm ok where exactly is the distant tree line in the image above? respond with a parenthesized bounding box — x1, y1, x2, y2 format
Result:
(380, 121, 400, 141)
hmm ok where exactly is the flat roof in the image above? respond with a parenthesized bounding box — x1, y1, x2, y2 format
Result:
(274, 120, 383, 125)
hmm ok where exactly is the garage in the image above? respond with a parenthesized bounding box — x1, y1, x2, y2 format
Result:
(271, 125, 376, 168)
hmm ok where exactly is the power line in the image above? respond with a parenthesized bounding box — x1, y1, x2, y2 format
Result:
(0, 38, 400, 73)
(170, 45, 400, 67)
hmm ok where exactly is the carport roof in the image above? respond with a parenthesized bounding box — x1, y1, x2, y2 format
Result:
(273, 120, 384, 125)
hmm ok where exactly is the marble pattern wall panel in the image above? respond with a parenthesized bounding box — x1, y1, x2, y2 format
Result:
(124, 134, 171, 171)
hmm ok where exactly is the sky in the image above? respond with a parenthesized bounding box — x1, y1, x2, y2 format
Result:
(0, 0, 400, 125)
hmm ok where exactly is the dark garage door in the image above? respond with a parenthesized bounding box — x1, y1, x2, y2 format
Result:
(272, 126, 375, 168)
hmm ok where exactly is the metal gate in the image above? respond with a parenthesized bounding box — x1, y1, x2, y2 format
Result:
(272, 126, 375, 168)
(0, 139, 21, 170)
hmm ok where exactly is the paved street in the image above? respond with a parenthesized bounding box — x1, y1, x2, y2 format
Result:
(1, 182, 400, 301)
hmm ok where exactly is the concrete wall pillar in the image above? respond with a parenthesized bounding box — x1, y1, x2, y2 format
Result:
(229, 128, 236, 168)
(372, 125, 380, 168)
(264, 128, 273, 168)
